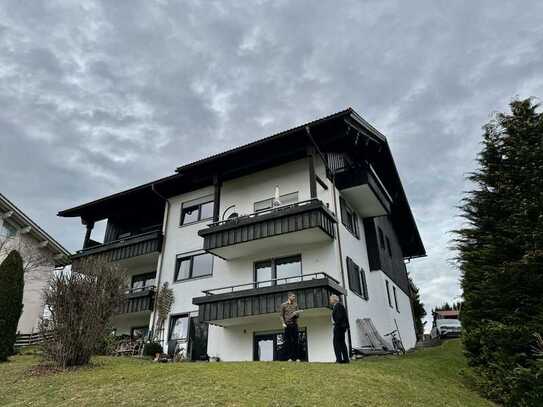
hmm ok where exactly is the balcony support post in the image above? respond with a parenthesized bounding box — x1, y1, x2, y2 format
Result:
(82, 218, 94, 249)
(213, 174, 221, 222)
(307, 146, 317, 199)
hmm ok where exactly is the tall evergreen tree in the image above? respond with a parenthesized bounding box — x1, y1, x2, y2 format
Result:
(0, 250, 24, 362)
(411, 285, 426, 341)
(455, 98, 543, 405)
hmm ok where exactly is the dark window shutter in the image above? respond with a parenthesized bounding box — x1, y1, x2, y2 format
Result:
(347, 257, 362, 296)
(360, 267, 369, 300)
(353, 212, 360, 239)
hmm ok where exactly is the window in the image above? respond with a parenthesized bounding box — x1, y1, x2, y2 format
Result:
(254, 191, 299, 212)
(340, 198, 359, 239)
(131, 272, 156, 291)
(385, 280, 393, 308)
(393, 286, 400, 312)
(180, 195, 214, 226)
(346, 257, 369, 300)
(174, 253, 213, 281)
(378, 227, 385, 249)
(169, 314, 189, 340)
(0, 221, 16, 238)
(254, 255, 301, 287)
(386, 236, 392, 257)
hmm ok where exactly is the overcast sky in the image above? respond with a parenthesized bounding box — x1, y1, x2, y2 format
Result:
(1, 1, 542, 325)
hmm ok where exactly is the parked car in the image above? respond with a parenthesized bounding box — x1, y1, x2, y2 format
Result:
(431, 318, 461, 339)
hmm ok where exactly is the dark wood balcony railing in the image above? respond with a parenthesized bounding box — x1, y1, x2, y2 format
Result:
(193, 273, 345, 326)
(72, 230, 163, 262)
(198, 200, 336, 259)
(118, 286, 156, 314)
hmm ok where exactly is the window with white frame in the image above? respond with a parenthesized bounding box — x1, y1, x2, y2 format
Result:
(180, 195, 214, 226)
(174, 252, 213, 281)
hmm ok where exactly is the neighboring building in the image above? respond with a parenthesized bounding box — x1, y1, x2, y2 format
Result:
(58, 108, 425, 362)
(0, 193, 70, 335)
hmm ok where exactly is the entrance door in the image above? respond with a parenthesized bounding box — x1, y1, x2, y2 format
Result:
(253, 329, 308, 361)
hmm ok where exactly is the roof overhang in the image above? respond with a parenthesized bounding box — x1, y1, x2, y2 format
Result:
(1, 193, 71, 265)
(57, 108, 425, 258)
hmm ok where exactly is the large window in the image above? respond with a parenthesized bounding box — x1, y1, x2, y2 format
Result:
(254, 255, 302, 287)
(340, 198, 359, 239)
(346, 257, 368, 300)
(174, 253, 213, 281)
(393, 286, 400, 312)
(0, 221, 16, 238)
(180, 195, 214, 226)
(169, 314, 189, 340)
(254, 191, 299, 212)
(131, 272, 156, 291)
(385, 280, 393, 308)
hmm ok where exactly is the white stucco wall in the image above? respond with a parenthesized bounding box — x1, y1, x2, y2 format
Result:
(206, 314, 336, 362)
(327, 179, 417, 350)
(155, 156, 418, 359)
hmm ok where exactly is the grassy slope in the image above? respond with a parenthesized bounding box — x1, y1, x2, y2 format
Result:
(1, 340, 492, 407)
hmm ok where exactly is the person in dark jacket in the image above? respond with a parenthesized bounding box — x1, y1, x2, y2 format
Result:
(330, 294, 350, 363)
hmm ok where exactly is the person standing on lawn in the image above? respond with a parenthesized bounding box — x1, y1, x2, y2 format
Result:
(330, 294, 350, 363)
(280, 292, 302, 361)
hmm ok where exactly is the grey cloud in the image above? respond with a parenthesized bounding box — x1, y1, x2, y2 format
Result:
(1, 0, 542, 327)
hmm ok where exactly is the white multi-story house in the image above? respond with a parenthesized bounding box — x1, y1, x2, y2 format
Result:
(0, 193, 70, 336)
(59, 109, 425, 362)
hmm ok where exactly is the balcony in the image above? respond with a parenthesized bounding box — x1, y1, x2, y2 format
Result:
(72, 230, 163, 263)
(192, 273, 345, 327)
(334, 163, 392, 218)
(118, 286, 156, 314)
(198, 200, 336, 260)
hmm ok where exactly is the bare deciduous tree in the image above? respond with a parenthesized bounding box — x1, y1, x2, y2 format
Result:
(41, 257, 127, 368)
(0, 234, 56, 274)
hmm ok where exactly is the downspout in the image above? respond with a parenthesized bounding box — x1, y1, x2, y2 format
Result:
(305, 126, 353, 356)
(150, 183, 170, 343)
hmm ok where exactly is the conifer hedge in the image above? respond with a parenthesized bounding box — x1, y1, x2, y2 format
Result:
(0, 250, 25, 362)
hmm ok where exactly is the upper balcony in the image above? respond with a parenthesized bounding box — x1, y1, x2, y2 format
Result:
(193, 272, 345, 327)
(197, 199, 336, 260)
(334, 162, 392, 218)
(72, 229, 163, 263)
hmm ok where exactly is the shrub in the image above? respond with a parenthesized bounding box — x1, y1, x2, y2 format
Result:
(42, 257, 127, 367)
(0, 250, 24, 362)
(95, 332, 119, 356)
(143, 342, 163, 357)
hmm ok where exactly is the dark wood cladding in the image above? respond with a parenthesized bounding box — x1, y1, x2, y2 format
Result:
(72, 230, 163, 263)
(193, 277, 345, 325)
(118, 288, 155, 314)
(199, 200, 336, 251)
(334, 165, 392, 214)
(363, 216, 410, 295)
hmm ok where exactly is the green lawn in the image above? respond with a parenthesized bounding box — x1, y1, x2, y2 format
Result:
(1, 340, 492, 407)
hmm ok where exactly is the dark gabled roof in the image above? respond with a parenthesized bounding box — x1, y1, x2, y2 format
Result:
(58, 108, 425, 258)
(175, 109, 354, 173)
